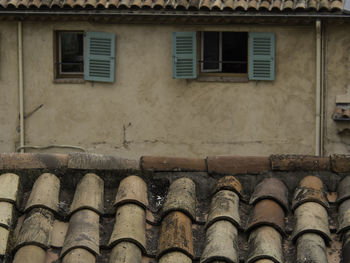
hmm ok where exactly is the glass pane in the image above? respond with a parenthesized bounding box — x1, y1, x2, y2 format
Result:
(203, 32, 220, 71)
(222, 32, 248, 73)
(60, 32, 84, 73)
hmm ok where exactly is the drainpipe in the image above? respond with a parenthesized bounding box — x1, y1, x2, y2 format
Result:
(315, 19, 324, 156)
(18, 21, 24, 153)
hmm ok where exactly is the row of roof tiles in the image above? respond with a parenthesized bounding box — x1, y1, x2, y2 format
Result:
(0, 166, 348, 262)
(2, 153, 350, 173)
(0, 0, 344, 12)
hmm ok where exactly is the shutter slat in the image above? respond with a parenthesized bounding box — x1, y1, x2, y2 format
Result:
(172, 32, 197, 79)
(84, 32, 115, 83)
(249, 32, 275, 81)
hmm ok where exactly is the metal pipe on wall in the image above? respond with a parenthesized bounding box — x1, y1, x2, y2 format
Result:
(18, 21, 24, 153)
(315, 19, 325, 156)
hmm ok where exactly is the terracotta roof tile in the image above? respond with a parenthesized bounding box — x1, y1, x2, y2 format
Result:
(159, 251, 192, 263)
(292, 175, 329, 211)
(296, 233, 328, 263)
(0, 173, 20, 205)
(249, 178, 289, 214)
(342, 230, 350, 262)
(15, 208, 54, 250)
(61, 209, 100, 257)
(161, 178, 196, 221)
(12, 245, 46, 263)
(109, 242, 142, 263)
(0, 227, 9, 256)
(141, 156, 207, 172)
(331, 154, 350, 173)
(291, 202, 331, 244)
(246, 226, 283, 263)
(336, 175, 350, 204)
(62, 248, 96, 263)
(114, 175, 148, 209)
(200, 220, 239, 263)
(0, 202, 14, 229)
(207, 156, 270, 175)
(51, 220, 69, 248)
(337, 199, 350, 234)
(69, 173, 104, 216)
(158, 211, 194, 259)
(109, 203, 146, 252)
(206, 190, 240, 229)
(215, 175, 242, 197)
(0, 154, 348, 262)
(270, 155, 330, 171)
(24, 173, 60, 214)
(246, 199, 285, 236)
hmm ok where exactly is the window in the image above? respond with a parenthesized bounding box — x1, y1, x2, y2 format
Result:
(172, 31, 275, 81)
(201, 32, 248, 74)
(56, 31, 84, 78)
(54, 31, 116, 83)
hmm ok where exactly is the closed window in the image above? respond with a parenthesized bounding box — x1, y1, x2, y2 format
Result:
(54, 31, 116, 83)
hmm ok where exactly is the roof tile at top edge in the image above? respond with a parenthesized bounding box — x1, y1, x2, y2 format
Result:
(292, 175, 329, 211)
(161, 178, 196, 221)
(270, 155, 330, 171)
(331, 154, 350, 173)
(249, 178, 289, 214)
(114, 175, 148, 209)
(67, 153, 139, 171)
(141, 156, 206, 172)
(24, 173, 60, 214)
(0, 0, 343, 11)
(207, 156, 270, 175)
(69, 173, 104, 216)
(0, 153, 68, 170)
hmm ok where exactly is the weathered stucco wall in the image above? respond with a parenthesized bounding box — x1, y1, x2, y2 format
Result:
(1, 21, 319, 158)
(324, 23, 350, 155)
(0, 22, 19, 152)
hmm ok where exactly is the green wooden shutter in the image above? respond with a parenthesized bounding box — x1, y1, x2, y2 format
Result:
(249, 32, 275, 81)
(84, 32, 115, 83)
(172, 32, 197, 79)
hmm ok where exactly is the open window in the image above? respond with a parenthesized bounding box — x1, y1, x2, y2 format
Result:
(172, 31, 275, 81)
(55, 31, 115, 83)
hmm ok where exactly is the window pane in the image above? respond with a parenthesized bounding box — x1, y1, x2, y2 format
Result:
(60, 32, 84, 73)
(203, 32, 220, 70)
(222, 32, 248, 73)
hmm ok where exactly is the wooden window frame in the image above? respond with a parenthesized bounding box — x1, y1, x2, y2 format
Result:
(54, 30, 84, 80)
(197, 31, 249, 80)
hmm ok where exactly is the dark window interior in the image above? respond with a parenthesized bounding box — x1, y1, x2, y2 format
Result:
(59, 32, 84, 74)
(203, 32, 220, 71)
(202, 31, 248, 74)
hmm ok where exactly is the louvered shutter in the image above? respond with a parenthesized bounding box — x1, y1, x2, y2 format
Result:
(84, 32, 115, 83)
(248, 33, 275, 81)
(172, 32, 197, 79)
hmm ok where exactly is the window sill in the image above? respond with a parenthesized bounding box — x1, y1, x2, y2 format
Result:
(54, 78, 85, 84)
(197, 75, 249, 83)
